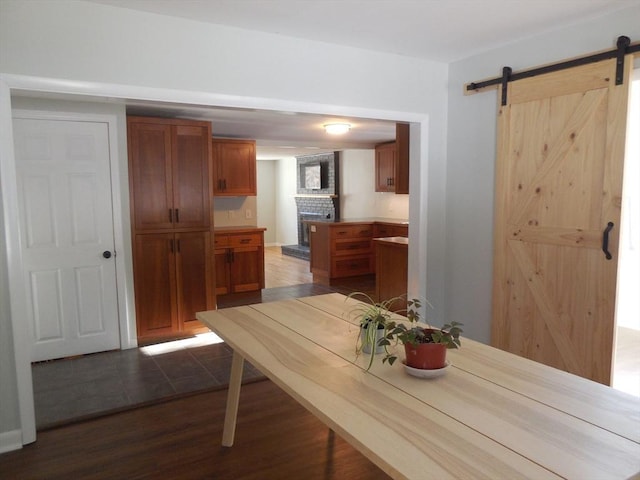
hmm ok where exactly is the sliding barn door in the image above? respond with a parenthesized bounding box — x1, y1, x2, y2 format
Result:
(491, 57, 632, 385)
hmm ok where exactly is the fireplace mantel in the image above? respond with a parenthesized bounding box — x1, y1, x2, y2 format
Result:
(294, 194, 338, 199)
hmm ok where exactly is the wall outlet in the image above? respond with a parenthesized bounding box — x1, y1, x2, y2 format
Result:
(228, 210, 234, 219)
(245, 209, 252, 219)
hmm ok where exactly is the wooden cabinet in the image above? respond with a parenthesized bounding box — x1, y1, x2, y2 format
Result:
(127, 116, 215, 341)
(373, 223, 408, 238)
(375, 142, 396, 192)
(214, 228, 265, 295)
(309, 220, 409, 285)
(128, 118, 212, 231)
(331, 224, 375, 278)
(134, 231, 213, 338)
(375, 237, 408, 308)
(374, 123, 409, 194)
(309, 222, 374, 284)
(212, 138, 257, 196)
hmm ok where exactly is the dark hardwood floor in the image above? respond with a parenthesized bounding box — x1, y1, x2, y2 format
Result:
(0, 380, 390, 479)
(4, 249, 382, 478)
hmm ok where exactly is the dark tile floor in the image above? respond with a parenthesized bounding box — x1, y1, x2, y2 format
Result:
(32, 335, 264, 430)
(32, 279, 374, 430)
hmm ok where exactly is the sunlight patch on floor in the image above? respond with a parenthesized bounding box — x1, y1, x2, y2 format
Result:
(140, 332, 224, 356)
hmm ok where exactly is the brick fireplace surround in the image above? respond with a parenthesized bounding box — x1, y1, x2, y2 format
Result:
(281, 152, 339, 260)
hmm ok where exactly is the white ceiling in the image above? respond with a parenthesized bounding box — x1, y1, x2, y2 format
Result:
(80, 0, 636, 159)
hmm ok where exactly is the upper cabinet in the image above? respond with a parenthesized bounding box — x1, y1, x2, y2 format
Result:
(212, 138, 257, 196)
(374, 123, 410, 194)
(375, 142, 396, 192)
(128, 116, 212, 231)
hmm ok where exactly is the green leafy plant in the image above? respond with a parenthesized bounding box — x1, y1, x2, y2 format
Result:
(381, 320, 463, 366)
(346, 293, 421, 370)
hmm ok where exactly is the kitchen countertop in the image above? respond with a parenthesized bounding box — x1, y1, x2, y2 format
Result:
(373, 236, 409, 246)
(213, 226, 266, 233)
(303, 217, 408, 225)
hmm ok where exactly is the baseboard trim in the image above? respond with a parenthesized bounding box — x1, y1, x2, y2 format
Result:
(0, 429, 23, 454)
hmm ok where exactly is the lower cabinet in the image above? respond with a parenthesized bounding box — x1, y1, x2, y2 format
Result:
(309, 220, 408, 285)
(214, 229, 265, 295)
(134, 231, 213, 339)
(374, 237, 408, 308)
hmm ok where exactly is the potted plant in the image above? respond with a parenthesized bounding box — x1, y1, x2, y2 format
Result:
(346, 292, 409, 370)
(347, 293, 421, 371)
(382, 319, 463, 370)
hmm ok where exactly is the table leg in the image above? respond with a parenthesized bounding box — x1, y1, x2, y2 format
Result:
(222, 350, 245, 447)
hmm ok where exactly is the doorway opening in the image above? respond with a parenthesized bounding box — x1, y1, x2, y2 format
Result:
(613, 71, 640, 397)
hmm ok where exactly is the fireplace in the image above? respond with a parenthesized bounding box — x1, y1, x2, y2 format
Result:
(299, 212, 324, 247)
(281, 152, 340, 260)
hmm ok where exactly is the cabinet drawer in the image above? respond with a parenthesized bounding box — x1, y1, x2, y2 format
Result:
(228, 233, 262, 247)
(332, 255, 373, 277)
(214, 235, 230, 248)
(331, 225, 373, 239)
(374, 224, 408, 238)
(391, 225, 408, 237)
(333, 239, 371, 256)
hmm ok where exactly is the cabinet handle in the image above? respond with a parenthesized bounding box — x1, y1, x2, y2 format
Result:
(169, 209, 173, 222)
(240, 238, 251, 244)
(169, 239, 174, 253)
(175, 209, 180, 223)
(223, 179, 227, 190)
(176, 239, 181, 253)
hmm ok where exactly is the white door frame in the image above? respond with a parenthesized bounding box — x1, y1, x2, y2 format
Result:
(0, 73, 430, 447)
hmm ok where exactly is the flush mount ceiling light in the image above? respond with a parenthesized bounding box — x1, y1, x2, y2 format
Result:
(324, 123, 351, 135)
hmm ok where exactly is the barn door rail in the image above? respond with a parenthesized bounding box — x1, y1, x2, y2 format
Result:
(466, 36, 639, 105)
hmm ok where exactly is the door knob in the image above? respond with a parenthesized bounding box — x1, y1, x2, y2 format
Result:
(102, 251, 112, 259)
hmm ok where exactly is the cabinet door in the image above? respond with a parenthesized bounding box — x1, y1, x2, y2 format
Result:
(375, 242, 408, 308)
(175, 231, 213, 330)
(134, 233, 178, 337)
(214, 248, 231, 295)
(173, 125, 211, 229)
(128, 122, 174, 230)
(230, 246, 263, 292)
(375, 143, 396, 192)
(394, 123, 410, 194)
(213, 139, 257, 196)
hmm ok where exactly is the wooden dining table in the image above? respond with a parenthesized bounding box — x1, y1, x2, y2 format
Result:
(196, 293, 640, 480)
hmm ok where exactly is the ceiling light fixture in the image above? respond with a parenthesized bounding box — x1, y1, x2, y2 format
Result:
(324, 123, 351, 135)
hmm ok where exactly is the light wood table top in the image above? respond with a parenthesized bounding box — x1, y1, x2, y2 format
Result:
(197, 293, 640, 480)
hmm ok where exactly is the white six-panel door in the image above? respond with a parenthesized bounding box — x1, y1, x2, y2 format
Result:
(13, 117, 120, 362)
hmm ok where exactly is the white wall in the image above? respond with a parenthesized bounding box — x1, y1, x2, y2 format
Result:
(213, 196, 258, 228)
(0, 1, 449, 328)
(446, 5, 640, 343)
(275, 157, 299, 246)
(340, 149, 409, 220)
(256, 160, 276, 245)
(0, 152, 20, 448)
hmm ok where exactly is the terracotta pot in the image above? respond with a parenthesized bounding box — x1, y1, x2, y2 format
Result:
(404, 342, 447, 370)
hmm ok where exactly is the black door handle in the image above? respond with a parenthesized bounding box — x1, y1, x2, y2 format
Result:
(602, 222, 614, 260)
(102, 251, 112, 259)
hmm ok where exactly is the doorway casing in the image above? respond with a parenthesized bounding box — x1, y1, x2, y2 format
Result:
(0, 73, 430, 448)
